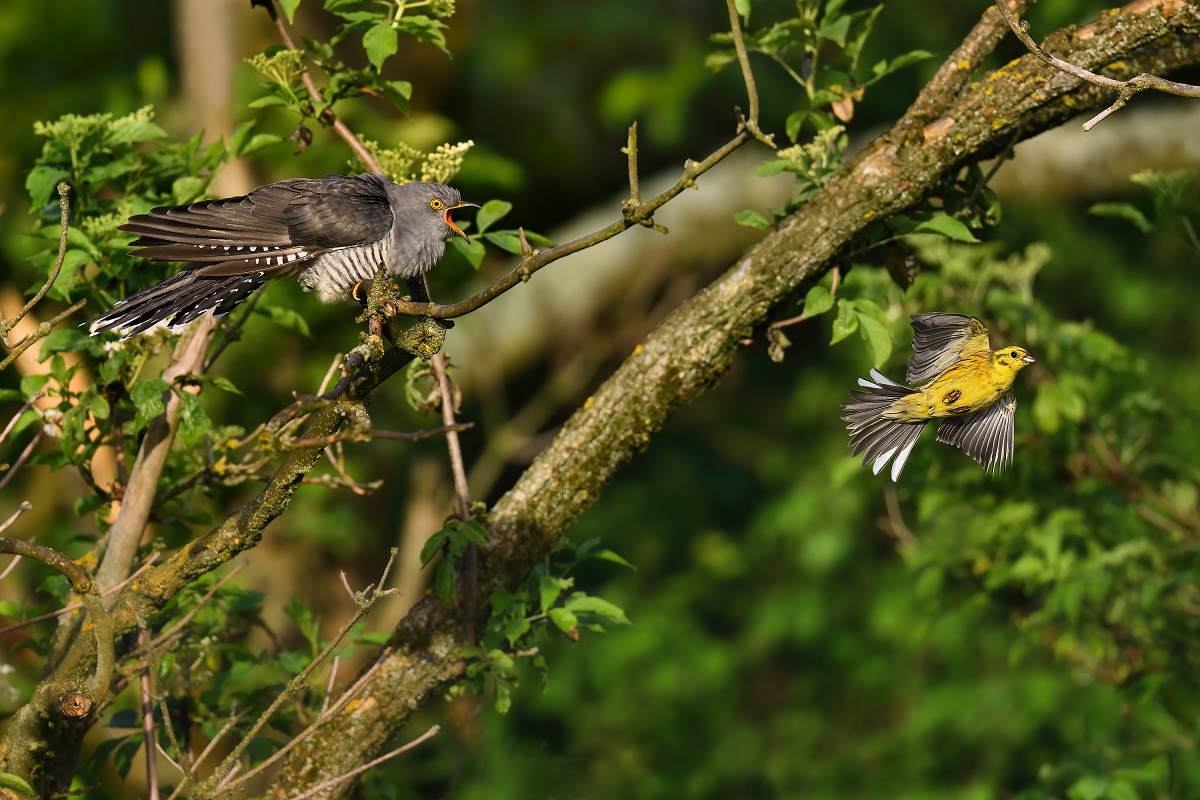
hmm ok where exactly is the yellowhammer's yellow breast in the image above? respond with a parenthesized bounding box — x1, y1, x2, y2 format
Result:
(882, 351, 1018, 421)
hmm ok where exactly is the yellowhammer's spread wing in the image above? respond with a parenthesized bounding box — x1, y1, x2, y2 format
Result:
(934, 390, 1016, 472)
(906, 313, 991, 384)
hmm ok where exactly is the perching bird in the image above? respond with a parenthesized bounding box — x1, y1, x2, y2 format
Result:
(841, 313, 1035, 481)
(88, 174, 476, 337)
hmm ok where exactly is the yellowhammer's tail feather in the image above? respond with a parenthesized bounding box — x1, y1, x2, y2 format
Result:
(841, 370, 927, 482)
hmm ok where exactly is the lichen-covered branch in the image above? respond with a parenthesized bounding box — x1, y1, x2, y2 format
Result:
(268, 2, 1200, 795)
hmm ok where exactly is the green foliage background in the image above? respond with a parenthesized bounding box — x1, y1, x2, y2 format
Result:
(1, 1, 1198, 798)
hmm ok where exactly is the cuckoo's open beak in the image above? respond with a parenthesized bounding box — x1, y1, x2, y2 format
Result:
(444, 202, 478, 243)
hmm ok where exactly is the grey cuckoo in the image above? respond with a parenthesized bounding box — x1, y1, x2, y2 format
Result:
(88, 174, 475, 337)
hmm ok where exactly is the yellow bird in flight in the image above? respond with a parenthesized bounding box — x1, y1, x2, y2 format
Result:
(841, 313, 1035, 481)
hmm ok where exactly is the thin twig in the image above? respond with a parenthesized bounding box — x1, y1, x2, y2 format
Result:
(725, 0, 767, 138)
(289, 422, 474, 450)
(994, 0, 1200, 130)
(0, 429, 45, 493)
(431, 353, 477, 646)
(321, 656, 340, 716)
(207, 549, 401, 793)
(379, 131, 751, 321)
(0, 300, 87, 372)
(258, 0, 383, 173)
(282, 725, 440, 800)
(1, 183, 71, 341)
(0, 392, 44, 448)
(223, 649, 393, 792)
(0, 502, 32, 537)
(139, 630, 161, 800)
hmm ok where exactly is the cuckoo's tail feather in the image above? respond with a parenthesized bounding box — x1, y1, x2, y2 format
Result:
(841, 369, 927, 482)
(88, 270, 267, 339)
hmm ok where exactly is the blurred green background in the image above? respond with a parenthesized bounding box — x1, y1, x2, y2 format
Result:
(2, 1, 1199, 798)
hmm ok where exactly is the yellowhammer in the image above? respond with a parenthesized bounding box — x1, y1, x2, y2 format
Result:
(841, 313, 1035, 481)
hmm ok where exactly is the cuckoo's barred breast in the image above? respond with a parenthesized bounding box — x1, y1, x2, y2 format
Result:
(88, 175, 474, 338)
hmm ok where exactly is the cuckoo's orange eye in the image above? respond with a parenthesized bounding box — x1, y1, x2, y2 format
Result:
(429, 198, 445, 210)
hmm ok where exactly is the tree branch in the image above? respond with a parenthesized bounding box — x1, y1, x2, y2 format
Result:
(994, 0, 1200, 130)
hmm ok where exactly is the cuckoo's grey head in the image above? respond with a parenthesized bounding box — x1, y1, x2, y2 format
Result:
(383, 180, 477, 277)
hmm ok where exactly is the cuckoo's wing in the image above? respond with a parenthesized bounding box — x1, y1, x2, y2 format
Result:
(935, 390, 1016, 473)
(117, 173, 395, 278)
(906, 313, 991, 384)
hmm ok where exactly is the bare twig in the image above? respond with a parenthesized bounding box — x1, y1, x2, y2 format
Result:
(223, 649, 394, 792)
(289, 422, 473, 450)
(0, 429, 45, 493)
(206, 549, 401, 793)
(282, 725, 440, 800)
(0, 392, 44, 448)
(725, 0, 771, 143)
(0, 183, 72, 344)
(139, 630, 161, 800)
(0, 502, 32, 537)
(994, 0, 1200, 130)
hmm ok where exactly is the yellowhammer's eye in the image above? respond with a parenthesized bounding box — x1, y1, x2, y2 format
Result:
(1010, 350, 1018, 358)
(430, 198, 445, 210)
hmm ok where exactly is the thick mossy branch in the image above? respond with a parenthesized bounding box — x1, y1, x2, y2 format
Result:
(269, 3, 1200, 795)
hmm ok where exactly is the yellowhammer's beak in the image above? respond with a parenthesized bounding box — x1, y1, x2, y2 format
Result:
(444, 202, 478, 243)
(1022, 354, 1036, 364)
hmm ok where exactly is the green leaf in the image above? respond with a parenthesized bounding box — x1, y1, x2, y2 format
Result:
(26, 166, 68, 208)
(734, 0, 750, 23)
(539, 573, 566, 613)
(802, 284, 834, 317)
(0, 771, 36, 796)
(172, 175, 208, 205)
(482, 231, 522, 254)
(363, 23, 398, 71)
(278, 0, 302, 23)
(256, 305, 312, 338)
(419, 529, 447, 566)
(38, 327, 91, 361)
(435, 560, 455, 604)
(240, 133, 284, 156)
(586, 548, 636, 570)
(734, 209, 772, 230)
(564, 593, 631, 625)
(912, 215, 978, 243)
(208, 376, 244, 396)
(1089, 202, 1153, 233)
(857, 313, 892, 368)
(475, 199, 512, 234)
(548, 607, 578, 633)
(830, 299, 858, 345)
(248, 94, 291, 109)
(448, 237, 486, 269)
(870, 50, 933, 80)
(106, 117, 168, 146)
(381, 80, 413, 114)
(503, 615, 531, 646)
(176, 390, 210, 449)
(131, 379, 171, 421)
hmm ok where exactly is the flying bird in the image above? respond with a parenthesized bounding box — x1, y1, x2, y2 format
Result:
(841, 313, 1035, 481)
(88, 174, 476, 337)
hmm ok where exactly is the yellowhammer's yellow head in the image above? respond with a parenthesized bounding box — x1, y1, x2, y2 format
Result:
(992, 346, 1035, 375)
